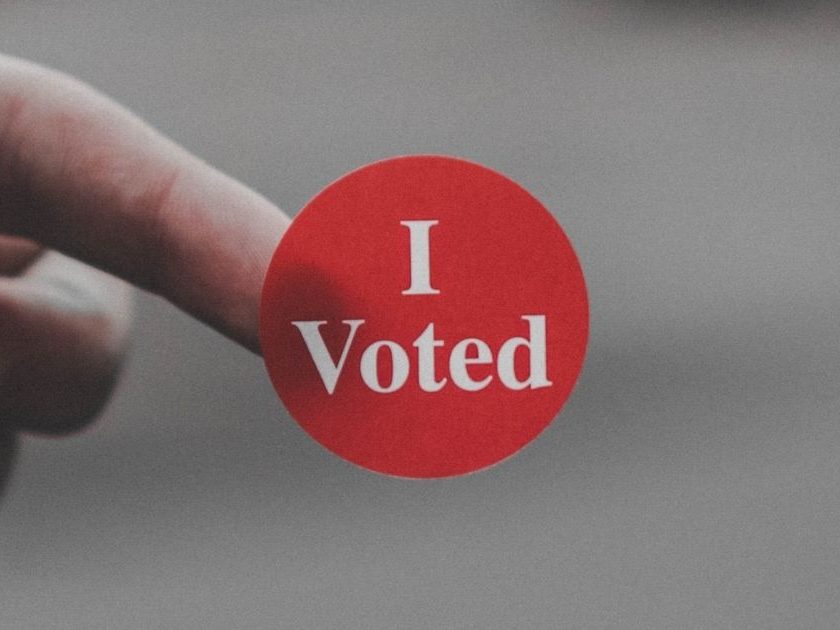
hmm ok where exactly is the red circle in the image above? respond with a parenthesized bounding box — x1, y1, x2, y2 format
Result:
(260, 156, 588, 478)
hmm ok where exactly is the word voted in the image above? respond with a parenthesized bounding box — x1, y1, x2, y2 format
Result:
(292, 220, 552, 395)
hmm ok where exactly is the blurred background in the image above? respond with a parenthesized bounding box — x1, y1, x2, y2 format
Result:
(1, 1, 839, 628)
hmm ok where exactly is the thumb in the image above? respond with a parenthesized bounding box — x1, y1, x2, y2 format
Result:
(0, 54, 290, 353)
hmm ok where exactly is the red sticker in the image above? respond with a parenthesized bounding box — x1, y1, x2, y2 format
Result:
(260, 156, 588, 478)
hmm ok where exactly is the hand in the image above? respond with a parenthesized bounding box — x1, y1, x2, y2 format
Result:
(0, 54, 291, 494)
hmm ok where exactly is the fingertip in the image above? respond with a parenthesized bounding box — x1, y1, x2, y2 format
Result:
(0, 431, 16, 498)
(0, 236, 41, 276)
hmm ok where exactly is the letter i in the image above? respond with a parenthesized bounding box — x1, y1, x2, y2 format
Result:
(401, 220, 440, 295)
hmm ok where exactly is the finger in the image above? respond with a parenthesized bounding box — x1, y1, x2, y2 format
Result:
(0, 54, 290, 353)
(0, 251, 132, 434)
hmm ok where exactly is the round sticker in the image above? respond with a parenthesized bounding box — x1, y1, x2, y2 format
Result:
(260, 155, 588, 478)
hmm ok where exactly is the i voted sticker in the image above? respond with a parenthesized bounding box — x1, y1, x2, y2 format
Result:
(260, 155, 588, 478)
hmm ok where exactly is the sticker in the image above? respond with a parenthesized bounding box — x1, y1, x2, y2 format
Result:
(260, 155, 588, 478)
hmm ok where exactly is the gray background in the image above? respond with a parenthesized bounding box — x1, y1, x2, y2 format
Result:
(2, 1, 840, 628)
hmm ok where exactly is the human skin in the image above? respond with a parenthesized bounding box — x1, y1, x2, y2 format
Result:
(0, 54, 291, 490)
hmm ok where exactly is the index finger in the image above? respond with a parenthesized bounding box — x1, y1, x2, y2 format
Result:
(0, 54, 290, 353)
